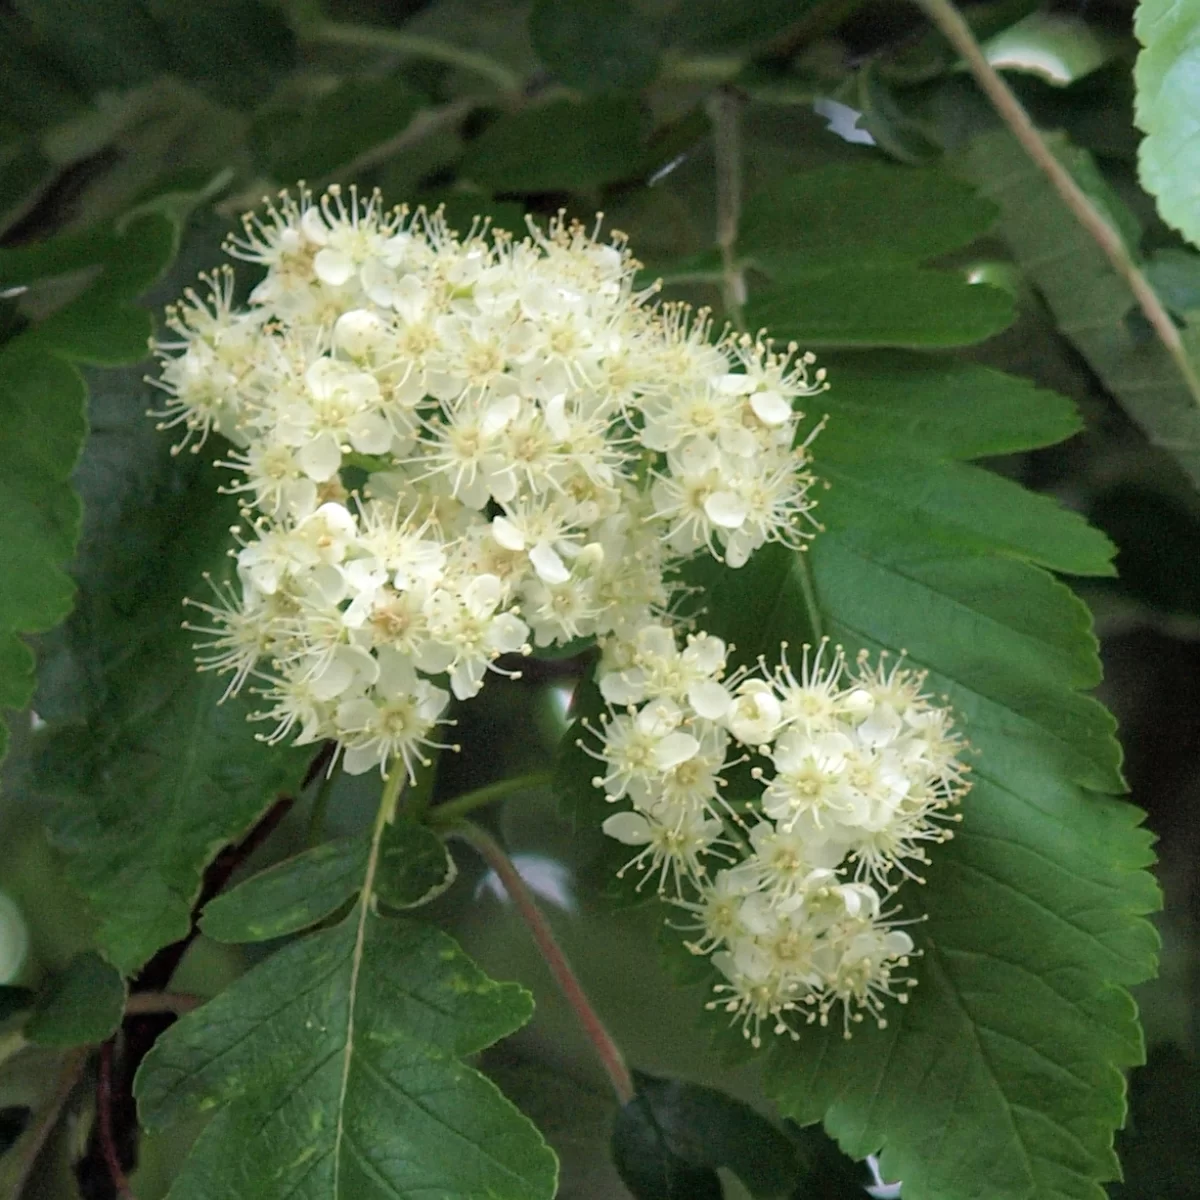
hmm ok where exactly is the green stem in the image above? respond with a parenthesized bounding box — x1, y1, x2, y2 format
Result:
(306, 20, 522, 94)
(307, 767, 338, 847)
(708, 86, 747, 331)
(453, 822, 636, 1105)
(429, 771, 552, 827)
(915, 0, 1200, 409)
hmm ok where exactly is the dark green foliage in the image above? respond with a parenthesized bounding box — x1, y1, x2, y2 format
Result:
(136, 907, 558, 1199)
(25, 953, 124, 1048)
(613, 1071, 801, 1199)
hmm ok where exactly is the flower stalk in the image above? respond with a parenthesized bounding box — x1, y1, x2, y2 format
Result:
(452, 821, 636, 1105)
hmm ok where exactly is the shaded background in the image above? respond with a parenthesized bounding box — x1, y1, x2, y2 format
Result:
(0, 0, 1196, 1195)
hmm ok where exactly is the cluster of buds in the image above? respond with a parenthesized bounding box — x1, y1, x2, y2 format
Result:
(152, 186, 825, 777)
(589, 637, 970, 1043)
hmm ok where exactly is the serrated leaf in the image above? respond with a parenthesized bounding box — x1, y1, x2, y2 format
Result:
(464, 97, 646, 193)
(739, 163, 1013, 348)
(0, 209, 178, 767)
(745, 265, 1013, 348)
(200, 838, 369, 944)
(377, 816, 457, 909)
(135, 906, 558, 1199)
(680, 363, 1156, 1199)
(41, 473, 310, 974)
(740, 163, 997, 267)
(529, 0, 661, 93)
(254, 77, 425, 182)
(25, 951, 125, 1048)
(557, 354, 1156, 1199)
(33, 287, 310, 970)
(961, 129, 1200, 489)
(1135, 0, 1200, 247)
(613, 1071, 801, 1199)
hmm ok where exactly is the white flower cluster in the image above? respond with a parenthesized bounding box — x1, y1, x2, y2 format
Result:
(588, 636, 969, 1044)
(151, 186, 825, 777)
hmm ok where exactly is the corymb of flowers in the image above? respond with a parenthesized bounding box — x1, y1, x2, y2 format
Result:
(151, 184, 971, 1046)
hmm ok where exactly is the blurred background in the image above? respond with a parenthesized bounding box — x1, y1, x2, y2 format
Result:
(0, 0, 1196, 1195)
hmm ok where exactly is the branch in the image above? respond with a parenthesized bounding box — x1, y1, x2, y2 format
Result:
(123, 992, 201, 1019)
(452, 822, 635, 1105)
(915, 0, 1200, 407)
(306, 21, 521, 94)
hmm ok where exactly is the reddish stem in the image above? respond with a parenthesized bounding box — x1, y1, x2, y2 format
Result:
(98, 1041, 136, 1200)
(455, 822, 635, 1105)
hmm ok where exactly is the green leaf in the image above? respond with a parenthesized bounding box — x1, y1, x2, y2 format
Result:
(146, 0, 297, 109)
(740, 163, 998, 267)
(745, 265, 1014, 348)
(464, 97, 646, 193)
(962, 129, 1200, 488)
(1135, 0, 1200, 247)
(529, 0, 661, 93)
(377, 816, 458, 909)
(254, 77, 426, 182)
(0, 209, 178, 767)
(34, 300, 310, 970)
(612, 1094, 722, 1200)
(25, 952, 126, 1048)
(135, 908, 558, 1199)
(740, 163, 1013, 348)
(670, 362, 1156, 1198)
(9, 0, 294, 108)
(41, 475, 310, 974)
(612, 1072, 801, 1199)
(557, 352, 1155, 1198)
(200, 838, 369, 944)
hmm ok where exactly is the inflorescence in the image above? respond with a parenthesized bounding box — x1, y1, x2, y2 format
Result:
(152, 184, 968, 1045)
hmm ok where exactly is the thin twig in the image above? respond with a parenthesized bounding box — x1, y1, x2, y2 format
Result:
(123, 992, 201, 1019)
(307, 21, 521, 93)
(98, 1041, 136, 1200)
(429, 771, 553, 827)
(453, 822, 636, 1105)
(708, 86, 747, 330)
(916, 0, 1200, 407)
